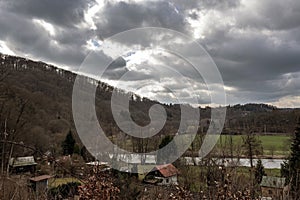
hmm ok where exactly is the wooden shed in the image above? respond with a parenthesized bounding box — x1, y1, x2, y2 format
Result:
(29, 175, 52, 195)
(260, 176, 289, 200)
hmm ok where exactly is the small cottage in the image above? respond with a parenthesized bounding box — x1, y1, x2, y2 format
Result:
(260, 176, 289, 200)
(144, 164, 179, 185)
(29, 175, 52, 195)
(9, 156, 37, 173)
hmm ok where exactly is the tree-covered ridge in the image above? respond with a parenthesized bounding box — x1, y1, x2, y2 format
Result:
(0, 53, 299, 160)
(0, 53, 183, 159)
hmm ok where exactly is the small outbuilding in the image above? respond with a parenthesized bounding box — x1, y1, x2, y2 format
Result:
(9, 156, 37, 173)
(144, 164, 179, 185)
(260, 176, 289, 200)
(29, 175, 52, 195)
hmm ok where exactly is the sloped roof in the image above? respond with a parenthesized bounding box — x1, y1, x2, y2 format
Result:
(29, 175, 52, 182)
(153, 164, 179, 178)
(9, 156, 37, 167)
(261, 176, 285, 188)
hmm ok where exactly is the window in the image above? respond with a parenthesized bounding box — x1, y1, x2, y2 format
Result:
(268, 190, 273, 195)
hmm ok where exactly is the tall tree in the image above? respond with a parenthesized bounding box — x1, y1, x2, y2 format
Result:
(62, 130, 75, 155)
(281, 119, 300, 199)
(254, 159, 266, 184)
(242, 132, 263, 199)
(0, 91, 28, 175)
(242, 134, 263, 168)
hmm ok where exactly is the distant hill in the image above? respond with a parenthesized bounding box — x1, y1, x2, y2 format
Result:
(0, 53, 299, 157)
(223, 104, 299, 134)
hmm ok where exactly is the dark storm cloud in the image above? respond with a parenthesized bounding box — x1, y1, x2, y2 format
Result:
(0, 0, 300, 106)
(172, 0, 240, 11)
(212, 34, 300, 80)
(236, 0, 300, 31)
(188, 0, 300, 105)
(94, 1, 190, 38)
(0, 0, 95, 68)
(108, 57, 127, 69)
(3, 0, 95, 27)
(54, 28, 94, 46)
(103, 56, 129, 80)
(210, 33, 300, 103)
(0, 11, 80, 66)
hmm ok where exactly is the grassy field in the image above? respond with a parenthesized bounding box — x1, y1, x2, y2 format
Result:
(109, 134, 291, 157)
(217, 135, 291, 156)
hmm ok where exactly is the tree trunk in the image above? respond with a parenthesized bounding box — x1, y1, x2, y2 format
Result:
(6, 143, 14, 175)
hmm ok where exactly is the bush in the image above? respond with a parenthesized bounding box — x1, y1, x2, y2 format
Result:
(48, 182, 81, 199)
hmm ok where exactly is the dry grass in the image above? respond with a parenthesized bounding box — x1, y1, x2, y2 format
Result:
(48, 177, 82, 188)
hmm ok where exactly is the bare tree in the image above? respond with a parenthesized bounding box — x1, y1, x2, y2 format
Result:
(242, 133, 263, 168)
(0, 87, 28, 175)
(242, 132, 263, 199)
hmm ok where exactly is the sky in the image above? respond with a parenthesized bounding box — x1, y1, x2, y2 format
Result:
(0, 0, 300, 108)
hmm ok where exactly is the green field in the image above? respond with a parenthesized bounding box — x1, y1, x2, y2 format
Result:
(217, 135, 291, 156)
(111, 134, 291, 157)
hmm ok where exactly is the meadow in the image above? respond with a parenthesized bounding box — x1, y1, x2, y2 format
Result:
(217, 135, 291, 157)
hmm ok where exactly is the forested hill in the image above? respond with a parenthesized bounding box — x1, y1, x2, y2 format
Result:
(0, 53, 299, 156)
(0, 53, 184, 157)
(223, 104, 299, 134)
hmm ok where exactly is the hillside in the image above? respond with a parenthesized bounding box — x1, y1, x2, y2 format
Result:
(0, 53, 299, 158)
(0, 53, 183, 158)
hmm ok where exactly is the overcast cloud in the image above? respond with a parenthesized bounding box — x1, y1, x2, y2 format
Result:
(0, 0, 299, 107)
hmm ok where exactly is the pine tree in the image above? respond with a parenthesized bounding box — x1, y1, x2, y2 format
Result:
(281, 119, 300, 198)
(62, 130, 75, 155)
(254, 159, 266, 184)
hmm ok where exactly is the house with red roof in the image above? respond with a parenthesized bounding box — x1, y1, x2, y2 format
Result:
(144, 164, 179, 185)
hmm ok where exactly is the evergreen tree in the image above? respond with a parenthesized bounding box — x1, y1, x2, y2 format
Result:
(254, 159, 266, 184)
(281, 119, 300, 198)
(80, 146, 95, 162)
(62, 130, 75, 155)
(73, 144, 81, 155)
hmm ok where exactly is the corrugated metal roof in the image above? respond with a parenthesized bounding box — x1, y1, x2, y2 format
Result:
(153, 164, 179, 178)
(29, 175, 52, 182)
(261, 176, 285, 188)
(9, 156, 37, 167)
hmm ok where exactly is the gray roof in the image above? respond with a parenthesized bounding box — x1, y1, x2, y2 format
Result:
(9, 156, 37, 167)
(261, 176, 285, 188)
